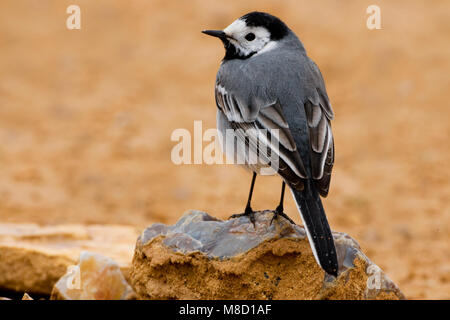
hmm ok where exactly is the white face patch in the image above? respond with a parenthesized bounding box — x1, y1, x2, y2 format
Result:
(223, 18, 276, 57)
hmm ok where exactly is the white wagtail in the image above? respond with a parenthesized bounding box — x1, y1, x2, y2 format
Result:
(202, 12, 338, 276)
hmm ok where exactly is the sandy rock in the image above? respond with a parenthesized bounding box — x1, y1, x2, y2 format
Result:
(51, 251, 135, 300)
(0, 223, 139, 295)
(22, 293, 33, 300)
(131, 210, 405, 300)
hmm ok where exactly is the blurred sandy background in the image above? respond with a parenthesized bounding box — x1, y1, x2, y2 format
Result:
(0, 0, 448, 299)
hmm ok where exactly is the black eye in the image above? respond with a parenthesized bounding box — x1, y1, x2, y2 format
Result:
(245, 33, 255, 41)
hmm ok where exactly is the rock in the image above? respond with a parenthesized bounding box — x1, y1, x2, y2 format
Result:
(0, 223, 139, 295)
(51, 251, 136, 300)
(131, 210, 405, 300)
(22, 293, 33, 300)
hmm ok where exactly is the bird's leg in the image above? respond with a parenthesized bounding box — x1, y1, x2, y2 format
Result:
(229, 172, 257, 226)
(271, 181, 296, 225)
(275, 181, 286, 214)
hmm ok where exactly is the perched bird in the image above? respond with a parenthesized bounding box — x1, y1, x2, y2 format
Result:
(202, 12, 338, 276)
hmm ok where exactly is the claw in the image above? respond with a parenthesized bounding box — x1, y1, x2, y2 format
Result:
(271, 206, 296, 225)
(229, 207, 256, 228)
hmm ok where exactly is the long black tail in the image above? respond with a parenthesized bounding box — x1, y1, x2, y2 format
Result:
(290, 181, 338, 276)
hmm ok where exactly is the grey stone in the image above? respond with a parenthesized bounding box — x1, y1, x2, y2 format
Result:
(133, 210, 405, 299)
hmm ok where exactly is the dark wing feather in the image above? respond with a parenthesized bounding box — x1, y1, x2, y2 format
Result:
(215, 83, 307, 186)
(215, 56, 336, 197)
(304, 92, 334, 197)
(300, 59, 336, 197)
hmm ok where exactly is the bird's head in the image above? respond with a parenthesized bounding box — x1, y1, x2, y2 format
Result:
(202, 12, 290, 60)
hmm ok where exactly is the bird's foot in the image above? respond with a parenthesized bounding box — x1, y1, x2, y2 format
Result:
(270, 205, 296, 225)
(229, 206, 256, 228)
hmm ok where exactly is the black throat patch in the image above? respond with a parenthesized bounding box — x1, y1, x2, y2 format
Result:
(222, 38, 256, 61)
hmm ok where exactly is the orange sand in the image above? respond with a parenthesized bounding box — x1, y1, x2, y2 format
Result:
(0, 0, 448, 299)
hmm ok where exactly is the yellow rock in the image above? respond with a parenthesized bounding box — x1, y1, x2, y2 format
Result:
(131, 210, 405, 300)
(22, 293, 33, 300)
(51, 251, 135, 300)
(0, 223, 139, 295)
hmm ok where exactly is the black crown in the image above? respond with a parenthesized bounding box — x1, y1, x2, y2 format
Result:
(241, 12, 289, 40)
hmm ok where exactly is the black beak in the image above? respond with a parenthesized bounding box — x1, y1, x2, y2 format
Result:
(202, 30, 227, 40)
